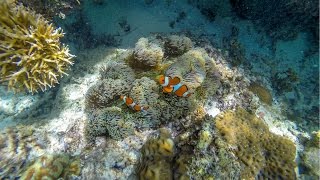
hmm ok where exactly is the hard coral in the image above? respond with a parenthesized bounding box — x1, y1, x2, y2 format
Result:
(0, 0, 74, 93)
(248, 82, 273, 105)
(215, 108, 297, 179)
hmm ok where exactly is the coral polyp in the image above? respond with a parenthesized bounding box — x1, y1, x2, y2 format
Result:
(0, 0, 74, 93)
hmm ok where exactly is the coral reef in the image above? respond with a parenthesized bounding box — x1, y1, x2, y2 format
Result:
(133, 37, 164, 68)
(215, 108, 297, 179)
(0, 0, 74, 93)
(138, 128, 175, 180)
(164, 35, 193, 57)
(165, 48, 209, 91)
(21, 154, 80, 179)
(0, 126, 47, 179)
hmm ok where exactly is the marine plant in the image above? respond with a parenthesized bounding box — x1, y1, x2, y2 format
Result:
(0, 0, 74, 93)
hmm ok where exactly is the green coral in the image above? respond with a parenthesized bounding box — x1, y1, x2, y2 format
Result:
(0, 0, 74, 93)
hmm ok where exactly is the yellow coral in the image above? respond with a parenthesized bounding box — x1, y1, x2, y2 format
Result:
(215, 108, 296, 179)
(0, 0, 74, 93)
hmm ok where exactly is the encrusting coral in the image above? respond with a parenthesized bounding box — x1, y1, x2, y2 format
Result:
(20, 154, 81, 179)
(215, 108, 297, 179)
(0, 0, 74, 93)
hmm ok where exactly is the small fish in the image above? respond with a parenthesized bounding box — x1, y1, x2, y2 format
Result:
(120, 95, 149, 112)
(157, 75, 192, 97)
(172, 83, 191, 97)
(157, 75, 181, 87)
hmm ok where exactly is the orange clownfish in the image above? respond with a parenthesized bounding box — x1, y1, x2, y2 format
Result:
(120, 95, 149, 112)
(157, 75, 192, 98)
(157, 75, 181, 87)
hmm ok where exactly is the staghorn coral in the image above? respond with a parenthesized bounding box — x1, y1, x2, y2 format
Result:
(0, 126, 47, 179)
(0, 0, 74, 93)
(165, 48, 209, 92)
(133, 37, 164, 68)
(20, 154, 80, 179)
(164, 35, 193, 57)
(215, 108, 297, 179)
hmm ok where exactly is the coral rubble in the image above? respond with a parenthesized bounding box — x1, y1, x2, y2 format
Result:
(0, 0, 74, 93)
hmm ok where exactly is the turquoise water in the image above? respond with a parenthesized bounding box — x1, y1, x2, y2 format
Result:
(0, 0, 319, 179)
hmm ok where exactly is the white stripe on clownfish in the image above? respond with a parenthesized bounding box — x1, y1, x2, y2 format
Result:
(162, 76, 169, 87)
(120, 95, 149, 112)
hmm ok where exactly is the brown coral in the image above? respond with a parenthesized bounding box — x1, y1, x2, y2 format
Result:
(0, 0, 74, 93)
(215, 108, 297, 179)
(248, 82, 273, 105)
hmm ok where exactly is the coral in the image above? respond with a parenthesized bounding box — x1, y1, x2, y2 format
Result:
(0, 0, 74, 93)
(85, 61, 135, 112)
(0, 126, 47, 179)
(99, 61, 135, 83)
(164, 35, 193, 57)
(138, 128, 175, 180)
(248, 82, 273, 105)
(20, 154, 80, 179)
(215, 108, 297, 179)
(165, 48, 209, 92)
(85, 78, 131, 111)
(133, 37, 164, 68)
(86, 107, 135, 141)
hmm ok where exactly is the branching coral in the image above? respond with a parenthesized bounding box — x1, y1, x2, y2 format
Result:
(0, 0, 74, 93)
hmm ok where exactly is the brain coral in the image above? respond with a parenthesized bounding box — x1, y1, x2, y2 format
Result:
(215, 108, 297, 179)
(165, 48, 209, 91)
(0, 0, 74, 93)
(133, 37, 164, 68)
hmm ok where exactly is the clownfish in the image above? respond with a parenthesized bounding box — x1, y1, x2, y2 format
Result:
(157, 75, 192, 98)
(120, 95, 149, 112)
